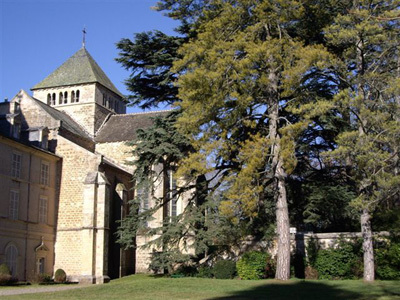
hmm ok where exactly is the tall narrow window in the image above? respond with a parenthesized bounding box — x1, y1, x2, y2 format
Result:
(59, 92, 63, 105)
(102, 94, 106, 106)
(168, 170, 177, 217)
(52, 93, 56, 105)
(71, 91, 75, 103)
(11, 123, 21, 139)
(76, 90, 80, 102)
(40, 162, 49, 186)
(5, 245, 18, 277)
(39, 196, 48, 223)
(137, 184, 150, 213)
(64, 91, 68, 104)
(47, 94, 51, 105)
(38, 258, 45, 274)
(11, 153, 21, 178)
(42, 133, 48, 149)
(9, 190, 19, 220)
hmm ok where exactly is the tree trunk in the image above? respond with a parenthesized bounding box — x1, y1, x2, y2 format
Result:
(361, 208, 375, 281)
(268, 99, 291, 280)
(275, 158, 291, 280)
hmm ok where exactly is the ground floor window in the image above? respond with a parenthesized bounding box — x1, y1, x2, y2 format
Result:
(38, 257, 45, 274)
(5, 244, 17, 277)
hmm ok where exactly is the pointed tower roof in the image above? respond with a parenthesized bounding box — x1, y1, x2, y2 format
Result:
(31, 47, 123, 97)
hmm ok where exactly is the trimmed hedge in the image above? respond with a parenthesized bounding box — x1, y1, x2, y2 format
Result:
(237, 251, 275, 280)
(54, 269, 67, 283)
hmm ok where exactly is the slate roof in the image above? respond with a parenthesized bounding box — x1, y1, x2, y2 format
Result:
(31, 47, 123, 97)
(95, 110, 170, 143)
(30, 96, 92, 140)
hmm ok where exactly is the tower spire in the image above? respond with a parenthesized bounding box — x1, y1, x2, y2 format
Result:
(82, 27, 87, 48)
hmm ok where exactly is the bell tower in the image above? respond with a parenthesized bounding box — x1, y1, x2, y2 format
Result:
(31, 47, 126, 136)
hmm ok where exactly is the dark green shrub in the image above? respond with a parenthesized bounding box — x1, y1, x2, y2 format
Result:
(0, 264, 11, 275)
(35, 273, 52, 284)
(375, 240, 400, 280)
(213, 260, 236, 279)
(54, 269, 67, 283)
(173, 265, 197, 277)
(197, 265, 213, 278)
(314, 241, 362, 279)
(236, 251, 275, 280)
(0, 264, 12, 286)
(306, 237, 320, 267)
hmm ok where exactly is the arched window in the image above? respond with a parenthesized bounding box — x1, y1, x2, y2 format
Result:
(76, 90, 80, 102)
(47, 94, 51, 105)
(64, 91, 68, 104)
(52, 93, 56, 105)
(59, 92, 63, 105)
(71, 91, 75, 103)
(5, 244, 18, 277)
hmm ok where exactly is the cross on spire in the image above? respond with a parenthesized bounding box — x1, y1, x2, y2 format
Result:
(82, 27, 87, 48)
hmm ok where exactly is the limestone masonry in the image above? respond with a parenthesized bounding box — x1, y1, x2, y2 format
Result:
(0, 47, 172, 283)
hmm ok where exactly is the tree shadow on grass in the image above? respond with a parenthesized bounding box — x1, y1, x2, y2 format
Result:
(206, 280, 375, 300)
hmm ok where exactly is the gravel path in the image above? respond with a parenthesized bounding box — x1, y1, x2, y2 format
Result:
(0, 284, 91, 296)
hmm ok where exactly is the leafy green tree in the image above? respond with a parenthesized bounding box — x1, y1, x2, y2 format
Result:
(323, 0, 400, 281)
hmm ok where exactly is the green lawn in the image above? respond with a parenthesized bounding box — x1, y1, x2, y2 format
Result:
(2, 275, 400, 300)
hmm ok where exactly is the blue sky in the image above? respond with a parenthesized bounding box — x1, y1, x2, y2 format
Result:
(0, 0, 178, 113)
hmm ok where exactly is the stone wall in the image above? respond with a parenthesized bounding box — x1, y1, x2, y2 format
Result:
(95, 83, 126, 114)
(18, 91, 60, 130)
(33, 83, 125, 136)
(95, 142, 135, 173)
(53, 135, 100, 277)
(0, 135, 60, 281)
(32, 83, 96, 106)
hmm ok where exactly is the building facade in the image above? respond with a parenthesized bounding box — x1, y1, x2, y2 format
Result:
(0, 46, 178, 283)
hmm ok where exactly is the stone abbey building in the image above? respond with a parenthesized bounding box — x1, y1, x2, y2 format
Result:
(0, 47, 174, 283)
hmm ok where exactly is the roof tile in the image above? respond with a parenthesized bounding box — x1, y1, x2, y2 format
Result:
(31, 47, 123, 97)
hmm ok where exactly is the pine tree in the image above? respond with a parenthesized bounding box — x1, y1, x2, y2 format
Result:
(171, 0, 337, 280)
(323, 0, 400, 281)
(116, 31, 184, 109)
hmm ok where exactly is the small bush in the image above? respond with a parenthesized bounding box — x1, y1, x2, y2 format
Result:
(314, 241, 362, 279)
(237, 251, 274, 280)
(173, 265, 197, 277)
(375, 240, 400, 280)
(197, 265, 213, 278)
(213, 260, 236, 279)
(0, 274, 12, 286)
(34, 273, 53, 284)
(0, 264, 14, 286)
(0, 264, 11, 275)
(54, 269, 67, 283)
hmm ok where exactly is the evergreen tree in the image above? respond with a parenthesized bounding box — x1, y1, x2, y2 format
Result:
(171, 0, 337, 280)
(116, 31, 184, 109)
(323, 0, 400, 281)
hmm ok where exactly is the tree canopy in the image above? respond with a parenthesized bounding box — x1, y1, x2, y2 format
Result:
(117, 0, 400, 281)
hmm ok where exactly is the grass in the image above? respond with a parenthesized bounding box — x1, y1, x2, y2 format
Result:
(1, 275, 400, 300)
